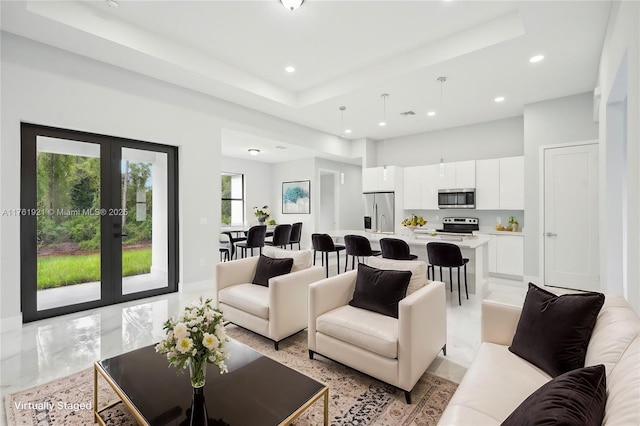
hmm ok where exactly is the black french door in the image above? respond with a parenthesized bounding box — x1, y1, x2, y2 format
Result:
(20, 123, 178, 322)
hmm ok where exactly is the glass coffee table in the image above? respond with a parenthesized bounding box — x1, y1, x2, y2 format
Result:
(94, 339, 328, 425)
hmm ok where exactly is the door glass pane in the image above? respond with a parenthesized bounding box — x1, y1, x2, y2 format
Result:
(121, 148, 168, 295)
(36, 137, 101, 311)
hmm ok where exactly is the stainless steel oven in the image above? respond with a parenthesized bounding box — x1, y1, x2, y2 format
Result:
(438, 188, 475, 209)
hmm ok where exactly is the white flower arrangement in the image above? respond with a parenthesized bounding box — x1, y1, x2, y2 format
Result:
(155, 298, 229, 387)
(253, 205, 270, 221)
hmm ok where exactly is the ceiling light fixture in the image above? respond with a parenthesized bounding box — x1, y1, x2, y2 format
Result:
(106, 0, 119, 8)
(529, 54, 545, 63)
(285, 66, 296, 73)
(344, 129, 352, 134)
(494, 96, 505, 103)
(339, 106, 347, 137)
(437, 77, 447, 177)
(248, 149, 260, 156)
(379, 93, 389, 127)
(280, 0, 304, 11)
(427, 111, 436, 117)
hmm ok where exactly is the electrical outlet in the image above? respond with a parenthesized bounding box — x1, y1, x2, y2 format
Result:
(496, 216, 502, 225)
(199, 217, 208, 225)
(435, 215, 439, 222)
(199, 258, 205, 266)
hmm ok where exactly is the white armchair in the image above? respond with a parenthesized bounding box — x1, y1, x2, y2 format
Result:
(215, 247, 324, 350)
(308, 261, 446, 404)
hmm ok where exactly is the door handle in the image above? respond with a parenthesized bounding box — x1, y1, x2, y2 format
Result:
(546, 232, 557, 237)
(114, 233, 129, 238)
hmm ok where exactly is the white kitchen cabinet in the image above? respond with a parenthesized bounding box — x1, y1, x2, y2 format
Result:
(495, 234, 524, 276)
(403, 166, 422, 209)
(455, 160, 476, 188)
(499, 156, 524, 210)
(362, 166, 401, 192)
(475, 156, 524, 210)
(436, 162, 456, 189)
(421, 165, 439, 209)
(475, 159, 500, 210)
(436, 161, 475, 190)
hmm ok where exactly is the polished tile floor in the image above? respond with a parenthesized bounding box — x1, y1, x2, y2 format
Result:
(0, 258, 525, 424)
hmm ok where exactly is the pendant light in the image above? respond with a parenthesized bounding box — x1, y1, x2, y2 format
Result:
(280, 0, 304, 11)
(379, 93, 389, 127)
(339, 106, 347, 137)
(437, 77, 446, 177)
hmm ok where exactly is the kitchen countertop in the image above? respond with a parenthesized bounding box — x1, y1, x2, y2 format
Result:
(475, 230, 524, 236)
(329, 229, 491, 249)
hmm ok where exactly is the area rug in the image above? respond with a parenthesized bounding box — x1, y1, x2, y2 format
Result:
(5, 325, 458, 425)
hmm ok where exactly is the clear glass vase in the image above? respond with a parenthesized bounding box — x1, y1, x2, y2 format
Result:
(188, 359, 207, 389)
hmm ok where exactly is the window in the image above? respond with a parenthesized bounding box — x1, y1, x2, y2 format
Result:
(221, 173, 244, 225)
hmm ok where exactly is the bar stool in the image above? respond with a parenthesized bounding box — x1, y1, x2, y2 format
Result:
(265, 224, 292, 248)
(311, 233, 346, 277)
(380, 237, 418, 260)
(426, 242, 469, 306)
(236, 225, 267, 258)
(344, 234, 382, 272)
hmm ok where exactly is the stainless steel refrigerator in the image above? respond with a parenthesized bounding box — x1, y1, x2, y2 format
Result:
(363, 192, 394, 233)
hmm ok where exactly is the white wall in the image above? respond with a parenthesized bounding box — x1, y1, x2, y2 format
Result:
(0, 34, 347, 327)
(523, 92, 599, 280)
(375, 116, 524, 167)
(315, 158, 364, 231)
(220, 156, 273, 226)
(270, 158, 315, 249)
(597, 0, 640, 312)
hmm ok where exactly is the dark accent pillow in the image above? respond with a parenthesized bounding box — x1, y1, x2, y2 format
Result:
(348, 263, 412, 318)
(508, 283, 605, 377)
(251, 255, 294, 287)
(501, 364, 607, 426)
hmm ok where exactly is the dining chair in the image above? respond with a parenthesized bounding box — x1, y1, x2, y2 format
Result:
(265, 224, 292, 249)
(221, 231, 247, 260)
(235, 225, 267, 258)
(288, 222, 303, 249)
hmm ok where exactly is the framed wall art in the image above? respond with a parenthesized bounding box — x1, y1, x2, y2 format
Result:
(282, 180, 310, 214)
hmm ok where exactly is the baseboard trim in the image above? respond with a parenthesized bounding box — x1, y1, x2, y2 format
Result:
(1, 314, 23, 332)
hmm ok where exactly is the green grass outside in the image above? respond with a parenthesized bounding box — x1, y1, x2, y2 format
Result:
(37, 248, 152, 290)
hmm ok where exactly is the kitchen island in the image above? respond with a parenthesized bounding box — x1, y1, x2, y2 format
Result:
(330, 230, 490, 297)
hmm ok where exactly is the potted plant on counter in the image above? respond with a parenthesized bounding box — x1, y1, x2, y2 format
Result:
(508, 216, 519, 232)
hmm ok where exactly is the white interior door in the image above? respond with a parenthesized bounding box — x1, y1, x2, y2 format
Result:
(544, 143, 599, 291)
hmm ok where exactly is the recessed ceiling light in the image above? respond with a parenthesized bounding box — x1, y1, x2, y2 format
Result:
(529, 54, 545, 63)
(378, 122, 386, 127)
(285, 66, 295, 73)
(276, 146, 287, 150)
(494, 96, 505, 103)
(344, 129, 352, 134)
(427, 111, 436, 117)
(248, 149, 260, 156)
(106, 0, 119, 8)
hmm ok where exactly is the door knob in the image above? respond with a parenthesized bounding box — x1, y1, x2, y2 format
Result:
(546, 232, 557, 237)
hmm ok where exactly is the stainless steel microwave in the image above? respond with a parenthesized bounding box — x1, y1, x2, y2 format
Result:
(438, 188, 476, 209)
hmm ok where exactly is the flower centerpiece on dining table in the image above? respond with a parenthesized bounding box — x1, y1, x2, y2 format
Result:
(253, 205, 270, 224)
(402, 214, 427, 231)
(155, 297, 229, 389)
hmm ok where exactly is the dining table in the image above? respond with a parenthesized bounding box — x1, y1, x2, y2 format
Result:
(220, 225, 276, 259)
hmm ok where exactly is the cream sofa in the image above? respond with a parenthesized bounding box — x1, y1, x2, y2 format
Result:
(308, 258, 446, 404)
(438, 295, 640, 425)
(215, 247, 324, 349)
